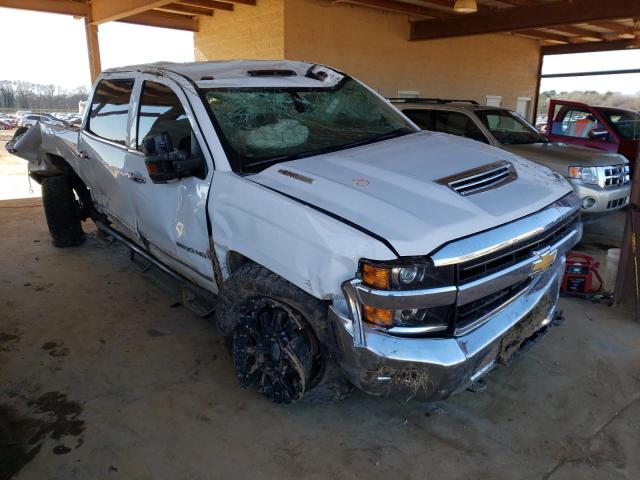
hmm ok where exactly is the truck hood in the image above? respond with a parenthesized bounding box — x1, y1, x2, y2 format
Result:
(503, 142, 628, 171)
(252, 131, 572, 257)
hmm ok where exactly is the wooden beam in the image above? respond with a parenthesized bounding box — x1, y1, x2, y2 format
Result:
(496, 0, 541, 6)
(213, 0, 255, 4)
(517, 29, 568, 43)
(157, 3, 216, 15)
(90, 0, 175, 24)
(551, 25, 605, 40)
(338, 0, 453, 19)
(0, 0, 84, 16)
(542, 38, 639, 55)
(591, 20, 634, 35)
(176, 0, 234, 10)
(411, 0, 640, 41)
(117, 10, 199, 31)
(84, 11, 102, 83)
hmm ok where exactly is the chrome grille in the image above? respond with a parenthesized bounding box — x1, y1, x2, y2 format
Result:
(438, 161, 517, 196)
(457, 213, 578, 283)
(454, 212, 579, 331)
(599, 165, 630, 189)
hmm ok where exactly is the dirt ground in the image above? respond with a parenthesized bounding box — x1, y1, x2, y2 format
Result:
(1, 133, 640, 480)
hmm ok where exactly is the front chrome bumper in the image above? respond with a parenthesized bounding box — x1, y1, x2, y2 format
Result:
(331, 257, 564, 401)
(330, 194, 582, 401)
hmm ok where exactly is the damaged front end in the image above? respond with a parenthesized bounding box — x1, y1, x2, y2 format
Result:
(330, 194, 582, 402)
(5, 123, 81, 182)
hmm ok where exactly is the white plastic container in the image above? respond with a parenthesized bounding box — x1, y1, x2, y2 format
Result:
(605, 248, 621, 293)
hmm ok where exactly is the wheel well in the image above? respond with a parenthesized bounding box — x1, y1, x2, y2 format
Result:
(226, 251, 252, 274)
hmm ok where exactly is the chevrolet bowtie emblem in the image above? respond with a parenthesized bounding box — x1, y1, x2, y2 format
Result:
(531, 247, 558, 274)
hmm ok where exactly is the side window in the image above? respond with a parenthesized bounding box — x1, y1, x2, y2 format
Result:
(431, 111, 489, 144)
(88, 79, 134, 145)
(551, 106, 603, 138)
(137, 81, 192, 153)
(402, 109, 434, 130)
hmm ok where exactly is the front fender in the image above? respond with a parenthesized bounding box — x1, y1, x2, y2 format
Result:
(209, 172, 396, 300)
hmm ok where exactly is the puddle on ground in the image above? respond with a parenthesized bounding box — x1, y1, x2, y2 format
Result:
(0, 391, 85, 479)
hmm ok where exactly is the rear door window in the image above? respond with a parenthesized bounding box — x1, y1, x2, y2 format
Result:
(404, 109, 488, 144)
(88, 79, 134, 145)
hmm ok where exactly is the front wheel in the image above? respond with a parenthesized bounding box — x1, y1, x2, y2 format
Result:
(217, 263, 352, 404)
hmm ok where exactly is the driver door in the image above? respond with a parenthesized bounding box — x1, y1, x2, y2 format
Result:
(123, 77, 216, 291)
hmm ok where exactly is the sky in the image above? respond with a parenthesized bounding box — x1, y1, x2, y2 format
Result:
(0, 8, 194, 90)
(1, 7, 639, 94)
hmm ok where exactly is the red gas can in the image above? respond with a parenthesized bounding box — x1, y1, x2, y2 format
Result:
(562, 253, 603, 295)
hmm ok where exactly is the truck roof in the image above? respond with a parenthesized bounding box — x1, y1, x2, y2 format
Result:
(103, 59, 341, 88)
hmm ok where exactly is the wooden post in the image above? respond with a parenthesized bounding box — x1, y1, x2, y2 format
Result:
(84, 15, 102, 84)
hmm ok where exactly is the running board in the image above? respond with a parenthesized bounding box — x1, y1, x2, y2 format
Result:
(96, 222, 217, 318)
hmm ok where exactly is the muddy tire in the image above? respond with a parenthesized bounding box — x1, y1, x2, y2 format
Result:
(41, 175, 85, 248)
(216, 263, 352, 404)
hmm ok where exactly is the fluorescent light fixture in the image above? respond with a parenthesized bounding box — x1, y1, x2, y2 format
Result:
(453, 0, 478, 13)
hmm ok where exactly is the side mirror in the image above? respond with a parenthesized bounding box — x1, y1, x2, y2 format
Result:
(589, 128, 609, 141)
(142, 132, 203, 183)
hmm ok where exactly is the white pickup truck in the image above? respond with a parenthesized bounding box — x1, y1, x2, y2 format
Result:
(7, 60, 582, 404)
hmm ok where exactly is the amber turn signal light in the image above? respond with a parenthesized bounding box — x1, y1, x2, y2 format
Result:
(362, 304, 393, 327)
(362, 263, 390, 289)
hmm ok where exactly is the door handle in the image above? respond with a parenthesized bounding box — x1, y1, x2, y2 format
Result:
(78, 151, 90, 160)
(126, 172, 147, 184)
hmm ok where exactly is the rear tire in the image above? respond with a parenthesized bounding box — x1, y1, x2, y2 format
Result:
(41, 176, 85, 248)
(216, 263, 352, 404)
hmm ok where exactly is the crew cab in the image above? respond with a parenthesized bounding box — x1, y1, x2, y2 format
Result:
(6, 60, 581, 403)
(395, 98, 631, 214)
(546, 99, 639, 172)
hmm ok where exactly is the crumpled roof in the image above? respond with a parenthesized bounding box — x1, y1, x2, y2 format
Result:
(103, 59, 343, 88)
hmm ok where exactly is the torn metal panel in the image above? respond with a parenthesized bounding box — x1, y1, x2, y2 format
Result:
(5, 123, 81, 180)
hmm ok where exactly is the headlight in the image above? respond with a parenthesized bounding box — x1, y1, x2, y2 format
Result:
(358, 259, 454, 331)
(568, 166, 599, 185)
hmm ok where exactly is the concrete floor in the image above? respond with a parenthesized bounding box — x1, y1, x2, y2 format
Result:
(1, 135, 640, 480)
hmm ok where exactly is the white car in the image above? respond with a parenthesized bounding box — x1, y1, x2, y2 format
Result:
(7, 60, 581, 403)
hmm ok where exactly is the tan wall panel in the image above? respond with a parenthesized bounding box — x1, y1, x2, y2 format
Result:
(194, 0, 540, 112)
(284, 1, 540, 111)
(195, 0, 285, 61)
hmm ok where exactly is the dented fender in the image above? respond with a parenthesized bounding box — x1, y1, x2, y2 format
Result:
(209, 171, 396, 300)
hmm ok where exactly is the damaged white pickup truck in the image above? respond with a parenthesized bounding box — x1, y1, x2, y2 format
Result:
(7, 60, 582, 404)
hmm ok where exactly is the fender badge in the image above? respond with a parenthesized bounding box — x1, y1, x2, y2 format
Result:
(352, 179, 369, 186)
(531, 247, 557, 274)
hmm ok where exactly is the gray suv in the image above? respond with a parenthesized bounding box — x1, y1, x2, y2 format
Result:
(394, 99, 630, 214)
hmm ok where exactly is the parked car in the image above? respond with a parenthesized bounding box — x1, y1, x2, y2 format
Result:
(546, 99, 640, 172)
(0, 118, 12, 130)
(0, 113, 17, 128)
(18, 113, 68, 128)
(6, 60, 581, 404)
(394, 99, 631, 214)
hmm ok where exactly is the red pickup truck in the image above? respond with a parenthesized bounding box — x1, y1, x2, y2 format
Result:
(546, 99, 639, 171)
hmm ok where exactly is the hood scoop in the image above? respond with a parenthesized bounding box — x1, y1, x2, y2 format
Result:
(437, 160, 517, 196)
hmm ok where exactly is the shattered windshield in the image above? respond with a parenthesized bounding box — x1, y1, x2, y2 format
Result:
(201, 78, 416, 172)
(599, 108, 640, 140)
(475, 109, 548, 145)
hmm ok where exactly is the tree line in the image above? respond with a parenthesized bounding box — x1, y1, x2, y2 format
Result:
(0, 80, 89, 112)
(538, 90, 640, 115)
